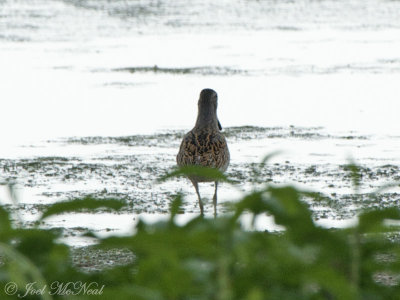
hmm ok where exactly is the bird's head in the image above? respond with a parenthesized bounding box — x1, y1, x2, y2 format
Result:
(198, 88, 222, 130)
(198, 88, 218, 109)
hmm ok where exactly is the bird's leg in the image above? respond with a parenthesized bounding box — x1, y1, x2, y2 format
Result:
(192, 181, 204, 217)
(213, 181, 218, 218)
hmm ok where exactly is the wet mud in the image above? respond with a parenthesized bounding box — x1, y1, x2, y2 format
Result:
(0, 126, 398, 221)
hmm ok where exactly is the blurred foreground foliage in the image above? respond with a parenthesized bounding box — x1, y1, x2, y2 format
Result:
(0, 164, 400, 300)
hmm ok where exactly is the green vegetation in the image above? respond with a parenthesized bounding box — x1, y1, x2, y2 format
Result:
(0, 164, 399, 299)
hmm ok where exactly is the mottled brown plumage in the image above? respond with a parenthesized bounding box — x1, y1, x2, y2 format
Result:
(177, 88, 230, 217)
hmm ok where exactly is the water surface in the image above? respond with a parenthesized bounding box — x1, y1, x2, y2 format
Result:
(1, 0, 399, 244)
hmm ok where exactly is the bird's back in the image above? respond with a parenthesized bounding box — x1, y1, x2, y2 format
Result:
(177, 127, 230, 180)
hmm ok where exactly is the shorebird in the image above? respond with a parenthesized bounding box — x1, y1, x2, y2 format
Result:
(177, 88, 230, 217)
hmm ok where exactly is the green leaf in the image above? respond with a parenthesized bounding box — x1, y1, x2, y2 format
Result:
(343, 161, 361, 189)
(358, 207, 400, 233)
(0, 243, 52, 300)
(235, 191, 265, 217)
(260, 151, 283, 165)
(0, 206, 12, 235)
(40, 197, 126, 220)
(170, 194, 183, 221)
(249, 151, 282, 184)
(236, 186, 314, 231)
(266, 186, 314, 231)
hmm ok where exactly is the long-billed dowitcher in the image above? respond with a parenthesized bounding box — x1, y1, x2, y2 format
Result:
(177, 88, 230, 217)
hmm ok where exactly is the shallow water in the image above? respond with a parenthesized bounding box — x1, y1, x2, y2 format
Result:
(1, 0, 399, 244)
